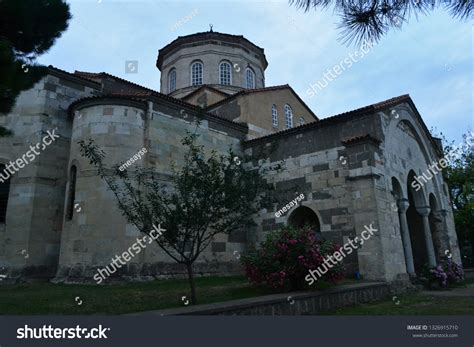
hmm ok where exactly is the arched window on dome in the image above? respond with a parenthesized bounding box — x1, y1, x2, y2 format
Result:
(168, 68, 177, 93)
(246, 67, 255, 89)
(271, 104, 278, 128)
(219, 61, 232, 85)
(191, 61, 203, 86)
(298, 116, 305, 126)
(284, 104, 293, 129)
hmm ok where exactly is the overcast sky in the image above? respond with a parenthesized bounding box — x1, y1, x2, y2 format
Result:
(38, 0, 473, 144)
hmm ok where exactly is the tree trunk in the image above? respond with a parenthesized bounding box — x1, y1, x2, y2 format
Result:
(186, 262, 197, 305)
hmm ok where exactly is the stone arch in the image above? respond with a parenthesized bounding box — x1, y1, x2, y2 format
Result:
(407, 170, 427, 208)
(393, 118, 446, 206)
(393, 118, 437, 167)
(287, 206, 320, 231)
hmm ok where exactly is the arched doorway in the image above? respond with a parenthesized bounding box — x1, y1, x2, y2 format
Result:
(288, 206, 320, 231)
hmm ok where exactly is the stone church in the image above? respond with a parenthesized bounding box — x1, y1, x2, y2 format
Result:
(0, 31, 461, 284)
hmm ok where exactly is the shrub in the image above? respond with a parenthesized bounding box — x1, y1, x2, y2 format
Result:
(242, 225, 344, 291)
(425, 265, 449, 288)
(443, 259, 464, 284)
(423, 259, 464, 289)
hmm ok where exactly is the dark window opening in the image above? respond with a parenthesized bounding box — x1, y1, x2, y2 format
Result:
(0, 164, 11, 223)
(66, 165, 77, 220)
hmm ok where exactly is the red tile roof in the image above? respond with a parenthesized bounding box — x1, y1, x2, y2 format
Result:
(45, 68, 247, 131)
(49, 67, 441, 157)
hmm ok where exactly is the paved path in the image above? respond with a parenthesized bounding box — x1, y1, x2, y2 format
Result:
(421, 284, 474, 297)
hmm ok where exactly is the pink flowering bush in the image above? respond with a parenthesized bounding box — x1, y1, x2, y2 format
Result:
(423, 259, 464, 289)
(426, 265, 449, 287)
(242, 225, 345, 290)
(443, 259, 464, 284)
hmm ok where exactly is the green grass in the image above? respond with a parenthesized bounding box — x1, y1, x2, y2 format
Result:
(0, 276, 267, 315)
(324, 293, 474, 315)
(323, 281, 474, 315)
(0, 276, 355, 315)
(1, 277, 471, 315)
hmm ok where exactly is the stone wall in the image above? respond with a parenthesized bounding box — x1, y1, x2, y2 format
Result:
(0, 70, 100, 279)
(242, 102, 459, 282)
(136, 282, 391, 316)
(55, 96, 249, 282)
(243, 112, 386, 279)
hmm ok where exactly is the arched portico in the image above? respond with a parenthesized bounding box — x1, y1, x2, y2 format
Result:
(382, 111, 460, 278)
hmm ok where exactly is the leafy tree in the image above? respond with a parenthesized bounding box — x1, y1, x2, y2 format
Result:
(290, 0, 473, 44)
(433, 130, 474, 266)
(0, 0, 71, 114)
(79, 122, 282, 304)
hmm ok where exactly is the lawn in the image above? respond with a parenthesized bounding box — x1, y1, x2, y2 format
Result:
(0, 276, 266, 315)
(323, 279, 474, 315)
(323, 292, 474, 315)
(0, 275, 351, 315)
(0, 276, 472, 315)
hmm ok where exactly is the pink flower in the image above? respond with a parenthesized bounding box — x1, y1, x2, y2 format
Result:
(289, 239, 297, 245)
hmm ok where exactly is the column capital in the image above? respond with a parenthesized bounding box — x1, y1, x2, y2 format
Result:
(416, 206, 431, 217)
(397, 198, 410, 213)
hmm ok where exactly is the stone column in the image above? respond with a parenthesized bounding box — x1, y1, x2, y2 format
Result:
(431, 209, 450, 257)
(417, 206, 437, 267)
(397, 199, 415, 275)
(438, 209, 451, 251)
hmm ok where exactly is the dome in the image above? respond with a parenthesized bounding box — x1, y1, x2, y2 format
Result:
(156, 31, 268, 98)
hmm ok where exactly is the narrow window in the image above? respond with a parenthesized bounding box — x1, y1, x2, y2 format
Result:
(284, 104, 293, 129)
(272, 105, 278, 127)
(191, 61, 203, 86)
(66, 165, 77, 220)
(219, 61, 232, 85)
(168, 68, 176, 92)
(0, 164, 11, 223)
(299, 116, 305, 126)
(246, 67, 255, 89)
